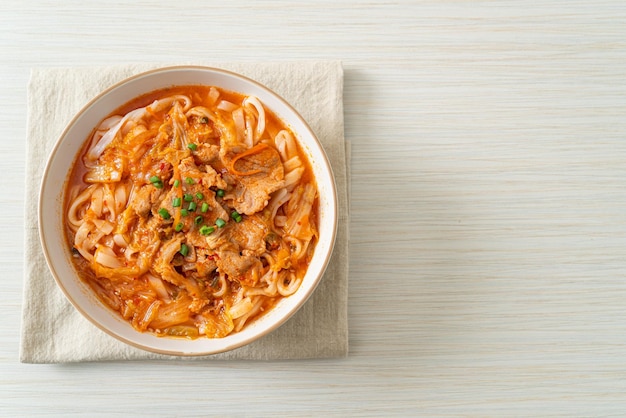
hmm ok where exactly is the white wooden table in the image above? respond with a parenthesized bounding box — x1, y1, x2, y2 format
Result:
(2, 1, 626, 415)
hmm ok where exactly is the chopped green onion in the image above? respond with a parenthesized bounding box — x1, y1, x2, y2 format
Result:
(216, 189, 225, 197)
(194, 215, 203, 225)
(188, 202, 197, 211)
(158, 208, 171, 220)
(201, 202, 210, 213)
(215, 218, 226, 228)
(149, 176, 163, 188)
(179, 243, 189, 257)
(183, 193, 193, 202)
(181, 209, 189, 217)
(185, 177, 195, 185)
(210, 275, 219, 288)
(174, 222, 184, 232)
(195, 192, 204, 200)
(199, 225, 215, 236)
(172, 197, 182, 207)
(173, 179, 180, 187)
(230, 210, 243, 222)
(187, 143, 198, 151)
(230, 210, 243, 223)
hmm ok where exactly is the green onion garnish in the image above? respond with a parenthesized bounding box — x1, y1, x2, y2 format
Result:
(195, 192, 204, 200)
(216, 189, 225, 197)
(174, 222, 184, 232)
(172, 197, 181, 207)
(185, 177, 194, 185)
(158, 208, 171, 220)
(183, 193, 193, 202)
(173, 179, 180, 187)
(201, 202, 209, 213)
(215, 218, 226, 228)
(188, 202, 197, 211)
(179, 243, 189, 257)
(181, 209, 189, 217)
(149, 176, 163, 188)
(230, 210, 243, 223)
(199, 225, 215, 236)
(187, 143, 198, 151)
(194, 215, 203, 225)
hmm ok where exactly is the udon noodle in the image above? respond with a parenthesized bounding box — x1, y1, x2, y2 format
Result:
(65, 86, 318, 338)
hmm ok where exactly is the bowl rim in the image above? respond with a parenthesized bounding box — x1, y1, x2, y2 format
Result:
(38, 65, 338, 356)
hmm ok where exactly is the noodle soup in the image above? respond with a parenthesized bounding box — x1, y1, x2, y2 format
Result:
(65, 85, 318, 339)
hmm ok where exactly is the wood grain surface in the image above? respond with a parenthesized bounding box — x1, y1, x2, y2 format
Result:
(2, 0, 626, 415)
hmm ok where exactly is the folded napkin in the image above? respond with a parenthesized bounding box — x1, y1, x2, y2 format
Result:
(20, 61, 349, 363)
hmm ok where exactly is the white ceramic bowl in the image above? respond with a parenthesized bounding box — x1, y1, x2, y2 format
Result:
(39, 66, 337, 356)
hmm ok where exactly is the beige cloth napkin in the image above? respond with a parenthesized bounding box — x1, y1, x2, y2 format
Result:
(20, 61, 349, 363)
